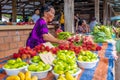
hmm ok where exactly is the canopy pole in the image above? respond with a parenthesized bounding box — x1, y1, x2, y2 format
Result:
(64, 0, 74, 33)
(103, 0, 108, 25)
(0, 5, 2, 20)
(95, 0, 100, 23)
(12, 0, 17, 22)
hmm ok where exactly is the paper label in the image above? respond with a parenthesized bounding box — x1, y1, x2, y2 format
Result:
(39, 52, 55, 65)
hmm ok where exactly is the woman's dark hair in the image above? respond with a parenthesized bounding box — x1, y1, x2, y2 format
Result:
(91, 17, 96, 21)
(78, 19, 84, 26)
(9, 18, 12, 22)
(40, 4, 54, 17)
(55, 24, 61, 31)
(34, 9, 40, 14)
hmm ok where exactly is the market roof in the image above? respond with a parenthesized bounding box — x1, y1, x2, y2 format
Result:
(0, 0, 120, 15)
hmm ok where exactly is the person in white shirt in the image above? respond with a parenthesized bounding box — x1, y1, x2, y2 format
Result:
(32, 9, 40, 23)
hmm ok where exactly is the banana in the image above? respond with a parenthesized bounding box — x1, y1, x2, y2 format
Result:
(25, 71, 31, 80)
(6, 75, 20, 80)
(25, 78, 31, 80)
(31, 76, 38, 80)
(57, 74, 66, 80)
(18, 72, 25, 80)
(65, 72, 76, 80)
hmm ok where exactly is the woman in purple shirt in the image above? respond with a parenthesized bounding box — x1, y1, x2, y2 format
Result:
(26, 4, 67, 48)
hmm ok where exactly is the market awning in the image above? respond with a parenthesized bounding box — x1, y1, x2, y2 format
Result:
(110, 15, 120, 21)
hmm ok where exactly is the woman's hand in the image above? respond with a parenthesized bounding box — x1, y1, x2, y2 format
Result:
(43, 33, 69, 44)
(58, 40, 69, 44)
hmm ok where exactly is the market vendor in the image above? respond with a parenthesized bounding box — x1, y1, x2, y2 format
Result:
(26, 4, 67, 48)
(76, 19, 90, 34)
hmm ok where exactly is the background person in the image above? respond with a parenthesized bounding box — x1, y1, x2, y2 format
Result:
(32, 9, 40, 23)
(77, 19, 90, 34)
(59, 11, 65, 31)
(89, 17, 98, 31)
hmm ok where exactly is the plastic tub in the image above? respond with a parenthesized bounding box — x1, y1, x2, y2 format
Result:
(77, 58, 99, 69)
(3, 66, 27, 76)
(26, 66, 52, 79)
(52, 68, 81, 79)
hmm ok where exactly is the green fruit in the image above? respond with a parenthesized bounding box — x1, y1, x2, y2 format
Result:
(68, 70, 74, 74)
(53, 59, 57, 64)
(32, 59, 39, 63)
(32, 56, 41, 63)
(78, 51, 98, 62)
(59, 55, 66, 61)
(10, 64, 18, 69)
(7, 60, 16, 65)
(38, 62, 45, 66)
(44, 64, 50, 70)
(34, 55, 39, 58)
(55, 70, 64, 74)
(70, 65, 77, 69)
(4, 64, 10, 69)
(78, 56, 82, 61)
(82, 56, 87, 61)
(73, 69, 77, 73)
(16, 58, 22, 63)
(28, 64, 37, 71)
(19, 62, 27, 67)
(14, 64, 20, 68)
(54, 50, 77, 74)
(37, 65, 43, 71)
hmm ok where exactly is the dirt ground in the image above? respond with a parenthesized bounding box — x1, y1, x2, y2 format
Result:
(115, 53, 120, 80)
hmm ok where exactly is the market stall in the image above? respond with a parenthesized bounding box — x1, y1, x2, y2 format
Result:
(0, 0, 119, 79)
(0, 43, 116, 80)
(0, 25, 117, 80)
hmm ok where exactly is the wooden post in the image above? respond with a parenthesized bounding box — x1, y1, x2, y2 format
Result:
(103, 0, 108, 25)
(0, 5, 2, 20)
(95, 0, 99, 23)
(40, 0, 45, 6)
(64, 0, 74, 33)
(23, 8, 25, 19)
(12, 0, 17, 22)
(107, 3, 111, 25)
(109, 4, 112, 19)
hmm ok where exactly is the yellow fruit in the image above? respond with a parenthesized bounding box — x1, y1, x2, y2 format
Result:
(18, 72, 25, 80)
(31, 76, 38, 80)
(25, 78, 31, 80)
(65, 72, 76, 80)
(57, 74, 66, 80)
(6, 75, 20, 80)
(25, 71, 31, 79)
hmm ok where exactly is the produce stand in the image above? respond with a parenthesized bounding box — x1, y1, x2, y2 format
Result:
(0, 41, 116, 80)
(0, 25, 117, 80)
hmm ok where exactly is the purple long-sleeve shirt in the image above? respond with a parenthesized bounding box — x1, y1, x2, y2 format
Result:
(26, 18, 48, 48)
